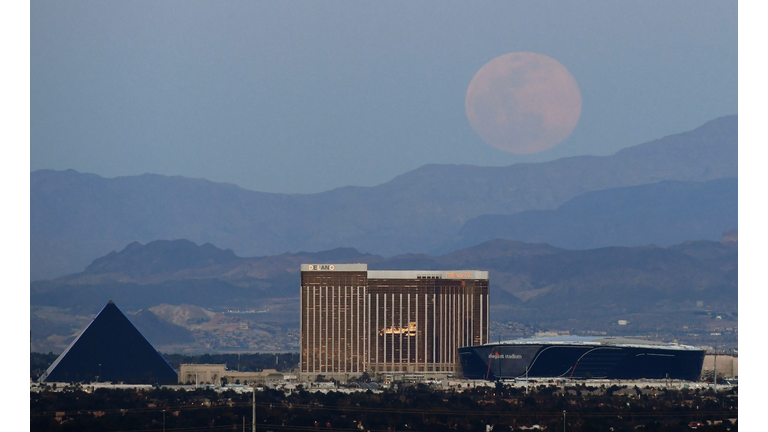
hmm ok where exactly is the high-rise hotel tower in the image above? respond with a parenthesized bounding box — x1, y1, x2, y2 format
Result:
(300, 264, 489, 379)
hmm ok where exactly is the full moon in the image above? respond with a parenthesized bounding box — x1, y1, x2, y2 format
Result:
(465, 52, 582, 154)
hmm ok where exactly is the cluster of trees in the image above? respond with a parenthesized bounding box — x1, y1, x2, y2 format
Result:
(314, 372, 371, 384)
(31, 381, 737, 431)
(30, 352, 59, 381)
(161, 352, 299, 372)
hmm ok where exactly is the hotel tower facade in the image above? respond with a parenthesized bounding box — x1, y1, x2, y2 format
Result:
(300, 264, 489, 379)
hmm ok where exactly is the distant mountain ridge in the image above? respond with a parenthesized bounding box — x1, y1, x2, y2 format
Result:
(85, 240, 241, 280)
(445, 177, 737, 252)
(31, 115, 737, 280)
(33, 235, 737, 315)
(31, 234, 737, 353)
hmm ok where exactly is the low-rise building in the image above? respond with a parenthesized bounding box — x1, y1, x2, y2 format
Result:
(178, 364, 226, 385)
(701, 355, 738, 379)
(178, 364, 287, 385)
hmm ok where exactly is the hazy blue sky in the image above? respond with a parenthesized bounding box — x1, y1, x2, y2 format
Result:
(30, 1, 737, 194)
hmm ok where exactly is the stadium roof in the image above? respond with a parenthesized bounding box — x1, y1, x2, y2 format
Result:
(494, 336, 702, 351)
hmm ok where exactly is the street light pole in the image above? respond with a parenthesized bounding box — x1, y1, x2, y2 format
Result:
(162, 410, 166, 432)
(713, 347, 717, 389)
(563, 410, 566, 432)
(252, 385, 256, 432)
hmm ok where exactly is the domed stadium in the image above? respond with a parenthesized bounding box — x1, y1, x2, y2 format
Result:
(459, 336, 705, 381)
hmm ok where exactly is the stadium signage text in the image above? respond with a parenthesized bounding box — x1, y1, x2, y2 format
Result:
(307, 265, 335, 271)
(489, 354, 522, 359)
(446, 272, 472, 278)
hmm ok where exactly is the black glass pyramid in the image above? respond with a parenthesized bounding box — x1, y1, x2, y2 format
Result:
(40, 301, 178, 384)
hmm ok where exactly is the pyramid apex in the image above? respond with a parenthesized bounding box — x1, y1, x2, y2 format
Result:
(108, 300, 115, 305)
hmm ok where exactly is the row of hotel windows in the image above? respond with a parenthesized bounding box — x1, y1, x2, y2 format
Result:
(300, 289, 488, 373)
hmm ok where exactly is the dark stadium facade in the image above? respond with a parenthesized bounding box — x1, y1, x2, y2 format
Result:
(459, 336, 705, 381)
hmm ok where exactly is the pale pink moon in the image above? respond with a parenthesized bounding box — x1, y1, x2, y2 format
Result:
(466, 52, 582, 154)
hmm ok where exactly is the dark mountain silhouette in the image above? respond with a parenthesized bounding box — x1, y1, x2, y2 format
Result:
(125, 309, 196, 347)
(85, 239, 242, 280)
(31, 115, 737, 280)
(31, 233, 736, 352)
(445, 177, 737, 252)
(31, 240, 383, 313)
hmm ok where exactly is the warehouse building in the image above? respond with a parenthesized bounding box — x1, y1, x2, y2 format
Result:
(300, 264, 489, 380)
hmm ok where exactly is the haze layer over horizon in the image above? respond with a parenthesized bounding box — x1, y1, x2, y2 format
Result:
(31, 1, 736, 193)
